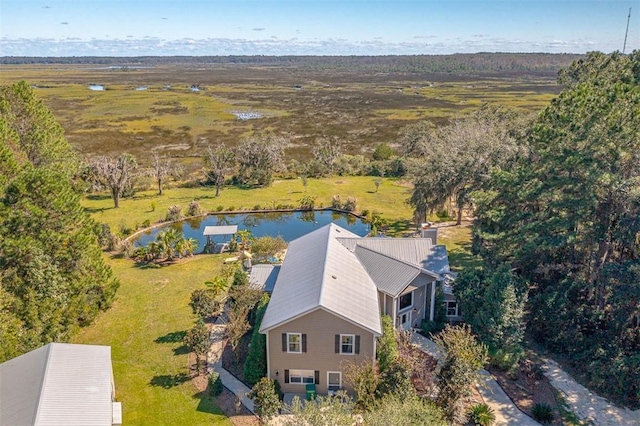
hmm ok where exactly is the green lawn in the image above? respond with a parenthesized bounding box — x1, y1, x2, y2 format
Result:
(73, 255, 231, 426)
(82, 176, 415, 235)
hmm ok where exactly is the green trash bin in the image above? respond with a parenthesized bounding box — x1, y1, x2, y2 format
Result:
(305, 383, 316, 400)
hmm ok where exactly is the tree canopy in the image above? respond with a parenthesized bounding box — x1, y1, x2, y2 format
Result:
(472, 51, 640, 407)
(0, 82, 118, 362)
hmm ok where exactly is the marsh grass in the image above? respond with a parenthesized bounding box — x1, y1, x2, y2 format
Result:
(2, 65, 559, 170)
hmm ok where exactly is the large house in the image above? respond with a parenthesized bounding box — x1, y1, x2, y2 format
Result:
(255, 223, 457, 395)
(0, 343, 121, 426)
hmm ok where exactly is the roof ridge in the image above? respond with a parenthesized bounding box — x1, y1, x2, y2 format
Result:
(34, 343, 54, 425)
(317, 224, 335, 307)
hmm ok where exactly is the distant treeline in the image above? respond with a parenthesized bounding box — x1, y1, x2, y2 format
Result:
(0, 53, 584, 74)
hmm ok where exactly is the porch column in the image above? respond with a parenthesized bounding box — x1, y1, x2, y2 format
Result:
(429, 281, 436, 321)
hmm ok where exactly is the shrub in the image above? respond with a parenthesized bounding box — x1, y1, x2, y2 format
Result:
(343, 196, 357, 212)
(331, 195, 342, 209)
(142, 219, 151, 228)
(119, 221, 133, 237)
(190, 289, 220, 318)
(166, 204, 183, 221)
(216, 205, 224, 212)
(373, 142, 395, 161)
(208, 372, 224, 397)
(243, 294, 270, 386)
(150, 200, 157, 212)
(468, 403, 496, 426)
(247, 378, 281, 422)
(376, 315, 398, 373)
(227, 205, 235, 211)
(531, 402, 554, 424)
(376, 360, 414, 400)
(187, 200, 204, 216)
(252, 204, 262, 211)
(298, 195, 316, 210)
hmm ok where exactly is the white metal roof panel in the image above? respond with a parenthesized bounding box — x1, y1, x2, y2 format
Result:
(260, 224, 382, 335)
(249, 264, 281, 293)
(0, 343, 115, 426)
(203, 225, 238, 236)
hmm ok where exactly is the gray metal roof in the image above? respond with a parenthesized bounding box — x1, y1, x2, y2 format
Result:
(260, 223, 382, 336)
(203, 225, 238, 236)
(0, 343, 115, 426)
(249, 264, 281, 293)
(353, 245, 421, 296)
(339, 237, 449, 276)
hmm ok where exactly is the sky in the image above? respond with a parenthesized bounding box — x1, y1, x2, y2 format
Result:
(0, 0, 638, 56)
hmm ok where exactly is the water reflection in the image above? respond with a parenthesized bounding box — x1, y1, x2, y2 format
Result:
(133, 210, 368, 247)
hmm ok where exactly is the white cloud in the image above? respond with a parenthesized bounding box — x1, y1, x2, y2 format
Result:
(0, 35, 619, 57)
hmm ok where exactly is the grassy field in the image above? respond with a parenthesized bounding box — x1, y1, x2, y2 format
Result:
(73, 254, 231, 426)
(83, 176, 416, 235)
(1, 64, 560, 174)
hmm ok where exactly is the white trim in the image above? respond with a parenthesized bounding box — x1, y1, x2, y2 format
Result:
(339, 334, 355, 355)
(398, 291, 413, 312)
(262, 306, 382, 336)
(287, 332, 302, 353)
(443, 301, 460, 317)
(430, 282, 436, 322)
(266, 332, 271, 380)
(327, 371, 342, 391)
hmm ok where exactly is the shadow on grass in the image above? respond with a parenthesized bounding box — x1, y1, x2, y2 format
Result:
(194, 389, 226, 415)
(448, 241, 482, 270)
(173, 344, 190, 355)
(149, 373, 190, 388)
(87, 194, 112, 201)
(155, 330, 187, 343)
(387, 219, 413, 236)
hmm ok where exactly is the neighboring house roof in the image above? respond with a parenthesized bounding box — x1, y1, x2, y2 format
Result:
(203, 225, 238, 236)
(0, 343, 115, 426)
(260, 223, 382, 336)
(249, 264, 281, 293)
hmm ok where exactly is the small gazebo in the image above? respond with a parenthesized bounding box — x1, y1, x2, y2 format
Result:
(203, 225, 238, 253)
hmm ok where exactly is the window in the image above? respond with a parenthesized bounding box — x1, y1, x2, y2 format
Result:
(340, 334, 354, 354)
(289, 369, 315, 384)
(399, 291, 413, 311)
(335, 334, 360, 354)
(287, 333, 301, 353)
(444, 301, 459, 317)
(327, 371, 342, 391)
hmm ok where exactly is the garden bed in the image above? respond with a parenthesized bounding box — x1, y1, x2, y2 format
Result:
(487, 357, 563, 425)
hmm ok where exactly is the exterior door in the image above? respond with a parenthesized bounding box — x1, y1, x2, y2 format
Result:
(399, 311, 412, 330)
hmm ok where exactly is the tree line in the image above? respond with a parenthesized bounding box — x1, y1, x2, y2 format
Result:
(1, 53, 582, 75)
(0, 81, 119, 362)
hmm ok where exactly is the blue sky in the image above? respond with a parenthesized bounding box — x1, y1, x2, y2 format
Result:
(1, 0, 638, 56)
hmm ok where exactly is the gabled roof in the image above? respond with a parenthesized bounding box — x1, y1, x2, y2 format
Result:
(260, 223, 382, 336)
(353, 245, 422, 297)
(249, 264, 281, 293)
(338, 237, 450, 277)
(0, 343, 115, 426)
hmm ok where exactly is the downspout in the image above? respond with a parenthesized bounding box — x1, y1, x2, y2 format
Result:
(265, 332, 270, 380)
(430, 281, 436, 322)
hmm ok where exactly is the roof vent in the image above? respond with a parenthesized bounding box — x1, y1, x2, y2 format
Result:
(335, 228, 341, 233)
(331, 275, 337, 279)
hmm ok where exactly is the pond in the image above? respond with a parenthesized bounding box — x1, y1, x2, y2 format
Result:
(132, 210, 369, 249)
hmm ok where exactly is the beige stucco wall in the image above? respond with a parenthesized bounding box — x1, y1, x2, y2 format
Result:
(266, 308, 376, 394)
